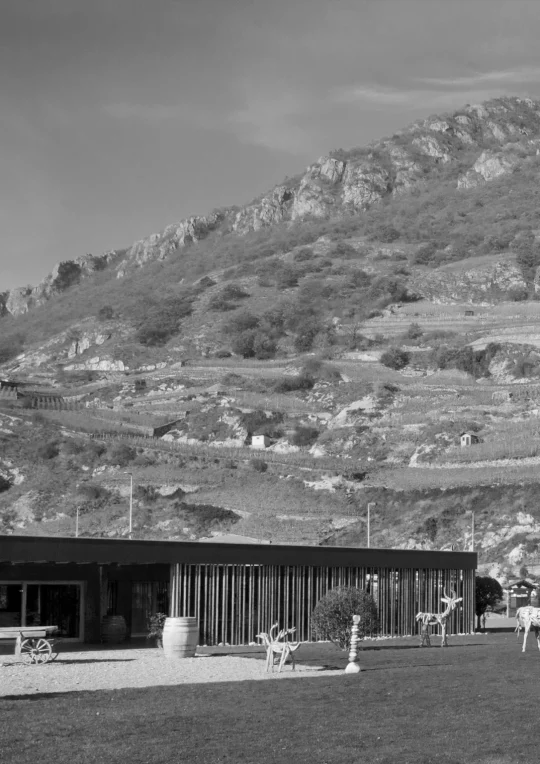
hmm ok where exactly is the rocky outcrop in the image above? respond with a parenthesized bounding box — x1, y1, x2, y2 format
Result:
(3, 252, 119, 317)
(412, 257, 528, 303)
(64, 356, 126, 372)
(456, 142, 540, 189)
(118, 210, 230, 275)
(67, 330, 112, 358)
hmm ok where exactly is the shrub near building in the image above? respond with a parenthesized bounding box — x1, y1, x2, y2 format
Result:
(311, 587, 379, 650)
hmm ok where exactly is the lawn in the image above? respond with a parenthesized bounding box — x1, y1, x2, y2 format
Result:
(1, 634, 538, 764)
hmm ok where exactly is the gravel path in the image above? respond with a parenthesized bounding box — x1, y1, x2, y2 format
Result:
(0, 643, 347, 696)
(1, 634, 499, 697)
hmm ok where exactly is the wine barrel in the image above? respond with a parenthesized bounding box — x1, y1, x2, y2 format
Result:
(162, 617, 198, 658)
(100, 614, 127, 644)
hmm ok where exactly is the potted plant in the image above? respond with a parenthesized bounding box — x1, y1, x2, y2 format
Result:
(147, 612, 167, 648)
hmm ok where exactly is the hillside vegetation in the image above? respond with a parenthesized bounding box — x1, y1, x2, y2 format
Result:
(3, 96, 540, 582)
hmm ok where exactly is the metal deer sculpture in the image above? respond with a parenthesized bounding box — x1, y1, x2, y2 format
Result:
(415, 589, 463, 647)
(515, 606, 540, 653)
(256, 623, 301, 672)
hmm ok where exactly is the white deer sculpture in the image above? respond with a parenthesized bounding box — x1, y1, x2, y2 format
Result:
(515, 606, 540, 652)
(415, 589, 463, 647)
(256, 623, 301, 672)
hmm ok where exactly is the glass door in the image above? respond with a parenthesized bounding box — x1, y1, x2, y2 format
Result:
(0, 584, 22, 627)
(25, 584, 82, 638)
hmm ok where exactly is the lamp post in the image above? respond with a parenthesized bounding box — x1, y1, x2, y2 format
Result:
(470, 511, 475, 552)
(367, 502, 376, 548)
(75, 506, 80, 538)
(124, 472, 133, 539)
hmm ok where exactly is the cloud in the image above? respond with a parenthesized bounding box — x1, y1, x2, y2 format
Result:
(333, 77, 538, 113)
(417, 67, 540, 88)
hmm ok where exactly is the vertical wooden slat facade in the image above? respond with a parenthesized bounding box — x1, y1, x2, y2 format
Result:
(170, 562, 475, 646)
(1, 537, 476, 647)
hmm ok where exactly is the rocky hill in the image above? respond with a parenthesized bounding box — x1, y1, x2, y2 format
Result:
(3, 95, 540, 317)
(4, 95, 540, 584)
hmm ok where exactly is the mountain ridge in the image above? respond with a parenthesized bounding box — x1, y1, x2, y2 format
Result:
(4, 94, 540, 318)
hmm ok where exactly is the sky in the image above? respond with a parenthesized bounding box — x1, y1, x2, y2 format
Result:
(2, 0, 540, 289)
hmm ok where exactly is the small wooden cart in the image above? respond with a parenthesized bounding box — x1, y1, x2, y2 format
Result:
(0, 626, 59, 664)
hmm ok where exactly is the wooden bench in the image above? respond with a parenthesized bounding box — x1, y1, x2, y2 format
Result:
(0, 626, 59, 664)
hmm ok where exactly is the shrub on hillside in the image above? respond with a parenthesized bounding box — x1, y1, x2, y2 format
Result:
(380, 347, 410, 370)
(294, 320, 322, 352)
(97, 305, 114, 320)
(224, 311, 260, 334)
(36, 440, 61, 460)
(0, 332, 25, 364)
(106, 443, 136, 467)
(406, 322, 423, 340)
(77, 483, 111, 502)
(250, 458, 268, 473)
(197, 276, 217, 288)
(136, 294, 195, 345)
(174, 502, 239, 536)
(294, 247, 314, 262)
(368, 224, 401, 243)
(273, 374, 315, 393)
(209, 283, 250, 311)
(231, 329, 278, 360)
(311, 587, 379, 650)
(241, 410, 283, 435)
(0, 474, 12, 493)
(290, 425, 319, 447)
(413, 242, 438, 265)
(52, 261, 81, 290)
(507, 287, 529, 301)
(302, 358, 342, 383)
(431, 342, 501, 378)
(275, 265, 300, 290)
(329, 241, 358, 258)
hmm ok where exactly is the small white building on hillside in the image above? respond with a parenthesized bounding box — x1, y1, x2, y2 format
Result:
(251, 434, 270, 449)
(460, 432, 479, 447)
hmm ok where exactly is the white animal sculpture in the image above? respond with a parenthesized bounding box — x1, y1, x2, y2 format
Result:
(515, 606, 540, 652)
(415, 589, 463, 647)
(256, 623, 301, 672)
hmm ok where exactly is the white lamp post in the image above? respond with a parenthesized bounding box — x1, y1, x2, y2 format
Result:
(367, 502, 376, 548)
(124, 472, 133, 539)
(75, 506, 80, 538)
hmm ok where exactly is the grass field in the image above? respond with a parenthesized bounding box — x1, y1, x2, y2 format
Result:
(0, 634, 537, 764)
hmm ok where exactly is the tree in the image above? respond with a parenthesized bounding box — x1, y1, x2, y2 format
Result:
(475, 576, 503, 630)
(380, 347, 410, 370)
(0, 332, 25, 363)
(311, 587, 379, 650)
(97, 305, 114, 320)
(407, 322, 423, 340)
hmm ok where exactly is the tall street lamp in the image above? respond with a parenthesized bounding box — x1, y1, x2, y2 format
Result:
(75, 506, 80, 538)
(367, 502, 376, 548)
(124, 472, 133, 539)
(470, 511, 475, 552)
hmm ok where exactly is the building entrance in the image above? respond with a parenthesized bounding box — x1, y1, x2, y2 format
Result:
(0, 581, 83, 640)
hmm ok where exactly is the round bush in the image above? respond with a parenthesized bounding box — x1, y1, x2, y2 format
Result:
(250, 458, 268, 473)
(380, 347, 410, 370)
(311, 586, 379, 650)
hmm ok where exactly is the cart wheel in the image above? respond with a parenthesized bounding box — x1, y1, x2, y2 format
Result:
(20, 638, 53, 664)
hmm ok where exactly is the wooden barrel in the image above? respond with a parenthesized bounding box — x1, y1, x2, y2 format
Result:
(100, 615, 127, 644)
(162, 617, 198, 658)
